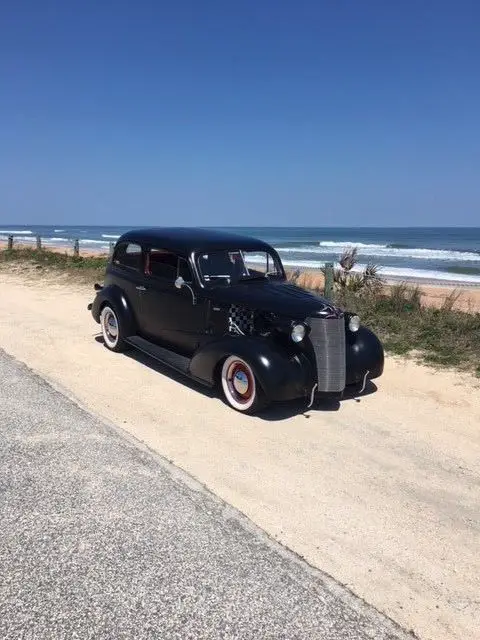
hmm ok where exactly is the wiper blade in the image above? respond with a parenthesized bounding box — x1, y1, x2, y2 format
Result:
(237, 275, 266, 282)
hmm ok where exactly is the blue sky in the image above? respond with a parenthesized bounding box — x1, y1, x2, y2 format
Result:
(1, 0, 479, 226)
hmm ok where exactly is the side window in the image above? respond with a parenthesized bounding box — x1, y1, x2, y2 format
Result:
(145, 249, 194, 284)
(113, 243, 143, 271)
(146, 249, 178, 280)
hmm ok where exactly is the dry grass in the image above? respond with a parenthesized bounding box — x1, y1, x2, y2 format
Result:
(0, 248, 107, 284)
(337, 287, 480, 376)
(287, 269, 325, 291)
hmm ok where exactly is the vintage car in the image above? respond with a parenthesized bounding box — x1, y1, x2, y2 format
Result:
(89, 228, 383, 414)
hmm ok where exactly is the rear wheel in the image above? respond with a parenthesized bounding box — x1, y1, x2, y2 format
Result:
(100, 305, 127, 353)
(220, 356, 267, 414)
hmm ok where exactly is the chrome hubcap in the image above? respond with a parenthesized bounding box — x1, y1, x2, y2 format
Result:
(227, 361, 254, 404)
(104, 311, 118, 340)
(233, 370, 249, 395)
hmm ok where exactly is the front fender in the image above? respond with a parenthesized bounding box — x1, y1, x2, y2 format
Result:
(91, 284, 137, 337)
(345, 326, 384, 385)
(189, 336, 314, 402)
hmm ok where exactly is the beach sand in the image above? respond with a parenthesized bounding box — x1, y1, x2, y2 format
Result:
(0, 270, 479, 640)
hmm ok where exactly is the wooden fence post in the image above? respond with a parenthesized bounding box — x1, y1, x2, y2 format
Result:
(36, 236, 42, 250)
(109, 242, 114, 257)
(324, 262, 334, 301)
(73, 239, 80, 257)
(7, 235, 13, 250)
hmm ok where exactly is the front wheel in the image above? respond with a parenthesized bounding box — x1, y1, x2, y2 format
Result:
(220, 356, 267, 414)
(100, 305, 127, 353)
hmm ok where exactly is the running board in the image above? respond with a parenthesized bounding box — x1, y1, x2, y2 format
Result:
(125, 336, 190, 375)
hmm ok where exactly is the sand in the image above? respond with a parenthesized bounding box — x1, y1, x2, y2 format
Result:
(0, 271, 479, 640)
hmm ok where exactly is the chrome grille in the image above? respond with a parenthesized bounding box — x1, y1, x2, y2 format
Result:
(308, 317, 346, 392)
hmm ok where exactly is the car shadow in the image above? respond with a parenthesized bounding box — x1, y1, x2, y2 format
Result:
(95, 335, 378, 421)
(258, 381, 378, 420)
(94, 335, 216, 397)
(258, 398, 339, 421)
(342, 380, 378, 402)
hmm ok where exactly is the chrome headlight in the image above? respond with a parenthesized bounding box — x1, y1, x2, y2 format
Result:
(348, 315, 360, 332)
(291, 323, 306, 343)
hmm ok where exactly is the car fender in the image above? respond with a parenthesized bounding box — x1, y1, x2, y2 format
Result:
(91, 284, 137, 336)
(345, 326, 384, 385)
(189, 336, 314, 402)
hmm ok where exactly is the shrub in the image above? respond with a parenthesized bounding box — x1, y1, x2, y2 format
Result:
(322, 247, 384, 294)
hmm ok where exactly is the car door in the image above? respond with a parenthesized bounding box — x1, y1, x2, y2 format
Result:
(109, 241, 148, 332)
(141, 248, 208, 355)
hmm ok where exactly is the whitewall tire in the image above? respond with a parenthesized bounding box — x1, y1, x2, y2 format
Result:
(221, 356, 266, 414)
(100, 305, 126, 352)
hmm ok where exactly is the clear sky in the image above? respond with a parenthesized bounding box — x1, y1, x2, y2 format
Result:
(1, 0, 479, 226)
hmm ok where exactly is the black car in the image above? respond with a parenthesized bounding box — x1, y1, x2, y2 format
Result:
(89, 228, 383, 414)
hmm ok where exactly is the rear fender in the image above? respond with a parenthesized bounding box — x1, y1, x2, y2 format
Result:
(189, 336, 313, 402)
(91, 284, 137, 336)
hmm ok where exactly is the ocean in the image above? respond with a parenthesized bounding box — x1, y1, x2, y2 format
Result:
(1, 225, 480, 285)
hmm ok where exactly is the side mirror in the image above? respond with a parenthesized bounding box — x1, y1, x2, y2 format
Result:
(174, 276, 197, 305)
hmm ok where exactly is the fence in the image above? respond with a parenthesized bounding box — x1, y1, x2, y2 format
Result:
(1, 234, 115, 258)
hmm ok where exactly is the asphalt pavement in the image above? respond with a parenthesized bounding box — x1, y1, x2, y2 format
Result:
(0, 350, 410, 639)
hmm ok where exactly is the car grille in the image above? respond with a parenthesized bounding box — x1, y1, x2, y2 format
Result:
(308, 316, 346, 392)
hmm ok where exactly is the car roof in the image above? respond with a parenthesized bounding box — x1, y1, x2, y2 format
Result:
(117, 227, 273, 254)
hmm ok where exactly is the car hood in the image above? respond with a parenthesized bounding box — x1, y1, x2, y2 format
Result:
(205, 280, 341, 318)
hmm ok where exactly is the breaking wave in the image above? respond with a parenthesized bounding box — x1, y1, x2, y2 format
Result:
(278, 259, 480, 284)
(5, 236, 72, 244)
(276, 243, 480, 262)
(317, 241, 387, 249)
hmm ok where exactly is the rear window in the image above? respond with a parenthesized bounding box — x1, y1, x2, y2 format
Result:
(113, 243, 143, 271)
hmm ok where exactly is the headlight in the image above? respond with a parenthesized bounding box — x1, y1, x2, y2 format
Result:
(291, 323, 306, 343)
(348, 315, 360, 332)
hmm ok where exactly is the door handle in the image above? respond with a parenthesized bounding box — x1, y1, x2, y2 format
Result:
(136, 285, 146, 291)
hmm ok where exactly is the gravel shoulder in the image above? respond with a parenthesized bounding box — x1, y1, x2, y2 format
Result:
(0, 272, 479, 640)
(0, 350, 409, 639)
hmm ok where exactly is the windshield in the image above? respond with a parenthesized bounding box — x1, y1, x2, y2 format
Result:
(196, 249, 283, 286)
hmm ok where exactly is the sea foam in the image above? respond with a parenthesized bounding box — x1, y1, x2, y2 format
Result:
(276, 243, 480, 262)
(278, 258, 480, 284)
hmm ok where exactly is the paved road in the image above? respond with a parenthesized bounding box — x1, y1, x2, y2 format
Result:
(0, 351, 409, 640)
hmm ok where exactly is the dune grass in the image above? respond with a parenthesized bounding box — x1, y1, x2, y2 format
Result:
(2, 247, 479, 376)
(341, 286, 480, 373)
(0, 247, 108, 282)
